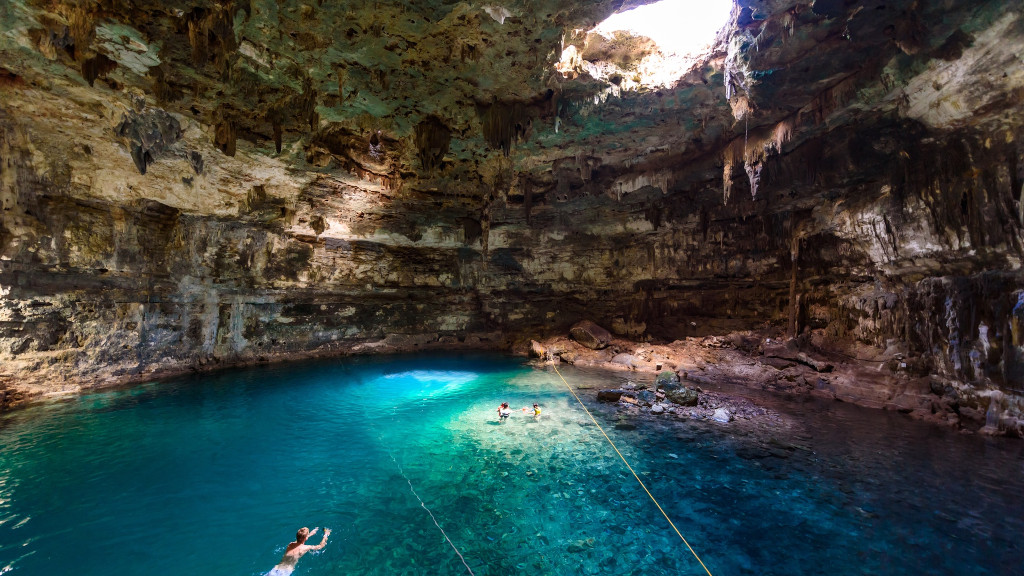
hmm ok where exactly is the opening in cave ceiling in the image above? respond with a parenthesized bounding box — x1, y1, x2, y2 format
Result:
(559, 0, 734, 89)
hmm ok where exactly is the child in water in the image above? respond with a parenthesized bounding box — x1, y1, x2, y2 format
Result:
(533, 403, 541, 417)
(497, 402, 511, 420)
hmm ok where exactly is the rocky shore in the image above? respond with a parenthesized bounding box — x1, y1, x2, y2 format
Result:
(527, 321, 1024, 438)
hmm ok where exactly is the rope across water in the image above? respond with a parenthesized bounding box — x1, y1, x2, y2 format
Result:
(383, 444, 477, 576)
(374, 403, 476, 576)
(551, 364, 714, 576)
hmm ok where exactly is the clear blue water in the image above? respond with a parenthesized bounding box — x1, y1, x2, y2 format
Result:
(1, 354, 1022, 575)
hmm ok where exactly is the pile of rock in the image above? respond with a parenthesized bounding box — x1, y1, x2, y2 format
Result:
(596, 370, 778, 426)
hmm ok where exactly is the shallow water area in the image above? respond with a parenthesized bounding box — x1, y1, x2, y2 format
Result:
(0, 354, 1022, 575)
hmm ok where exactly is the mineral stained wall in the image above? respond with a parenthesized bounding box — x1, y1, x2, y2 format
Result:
(1, 0, 1022, 424)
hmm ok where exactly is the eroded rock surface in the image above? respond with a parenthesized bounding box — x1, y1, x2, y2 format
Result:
(535, 332, 1024, 437)
(0, 0, 1022, 425)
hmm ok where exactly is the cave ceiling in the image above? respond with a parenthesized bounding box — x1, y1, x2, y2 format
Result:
(2, 0, 1018, 216)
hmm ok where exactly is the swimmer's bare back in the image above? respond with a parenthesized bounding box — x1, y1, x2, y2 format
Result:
(269, 527, 330, 575)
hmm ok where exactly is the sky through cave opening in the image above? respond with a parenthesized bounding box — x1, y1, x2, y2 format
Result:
(560, 0, 735, 89)
(593, 0, 735, 57)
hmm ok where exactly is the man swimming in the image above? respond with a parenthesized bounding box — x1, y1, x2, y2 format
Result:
(268, 526, 331, 575)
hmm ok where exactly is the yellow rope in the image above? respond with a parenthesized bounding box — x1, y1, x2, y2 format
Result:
(551, 364, 714, 576)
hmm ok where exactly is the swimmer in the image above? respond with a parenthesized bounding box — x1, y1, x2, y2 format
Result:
(497, 402, 511, 420)
(268, 526, 331, 576)
(532, 403, 541, 417)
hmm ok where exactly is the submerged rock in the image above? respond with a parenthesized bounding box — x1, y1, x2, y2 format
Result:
(665, 387, 699, 407)
(597, 389, 624, 402)
(636, 390, 656, 406)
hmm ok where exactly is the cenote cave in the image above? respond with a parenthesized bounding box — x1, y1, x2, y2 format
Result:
(1, 0, 1023, 574)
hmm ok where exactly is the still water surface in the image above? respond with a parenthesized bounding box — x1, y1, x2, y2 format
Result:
(1, 354, 1022, 575)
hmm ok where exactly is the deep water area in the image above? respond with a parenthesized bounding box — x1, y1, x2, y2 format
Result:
(1, 354, 1022, 576)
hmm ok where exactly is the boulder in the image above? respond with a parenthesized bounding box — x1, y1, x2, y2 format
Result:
(558, 351, 577, 365)
(597, 389, 624, 402)
(569, 320, 612, 350)
(636, 390, 656, 406)
(651, 403, 665, 414)
(712, 408, 732, 423)
(797, 352, 834, 373)
(655, 370, 681, 392)
(529, 340, 547, 358)
(665, 387, 699, 407)
(611, 353, 636, 367)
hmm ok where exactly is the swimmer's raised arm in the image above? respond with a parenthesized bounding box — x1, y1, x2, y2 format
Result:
(311, 528, 331, 550)
(308, 527, 319, 537)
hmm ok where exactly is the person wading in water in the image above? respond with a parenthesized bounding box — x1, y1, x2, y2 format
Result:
(268, 526, 331, 575)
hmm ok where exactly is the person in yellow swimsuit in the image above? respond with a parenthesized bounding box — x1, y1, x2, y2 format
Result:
(533, 403, 541, 417)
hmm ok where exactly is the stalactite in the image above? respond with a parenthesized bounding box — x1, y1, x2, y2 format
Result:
(272, 122, 283, 154)
(129, 145, 153, 175)
(745, 160, 763, 199)
(723, 162, 734, 205)
(215, 118, 236, 157)
(151, 64, 182, 103)
(370, 68, 388, 92)
(298, 77, 318, 131)
(67, 6, 95, 62)
(1019, 182, 1024, 227)
(414, 116, 451, 173)
(244, 184, 267, 212)
(576, 152, 594, 182)
(459, 42, 479, 62)
(368, 130, 383, 160)
(522, 179, 533, 224)
(81, 54, 116, 87)
(771, 118, 794, 152)
(480, 102, 530, 156)
(781, 9, 796, 37)
(722, 140, 743, 205)
(186, 9, 210, 65)
(804, 74, 858, 125)
(188, 150, 204, 175)
(729, 94, 751, 122)
(310, 214, 326, 236)
(891, 8, 928, 55)
(723, 117, 796, 204)
(788, 237, 801, 337)
(335, 65, 346, 99)
(186, 6, 238, 67)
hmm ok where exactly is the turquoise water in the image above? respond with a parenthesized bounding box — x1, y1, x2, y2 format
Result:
(1, 354, 1022, 575)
